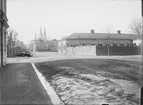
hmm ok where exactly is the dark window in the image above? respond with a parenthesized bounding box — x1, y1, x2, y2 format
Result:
(133, 43, 136, 46)
(98, 44, 102, 46)
(120, 44, 124, 46)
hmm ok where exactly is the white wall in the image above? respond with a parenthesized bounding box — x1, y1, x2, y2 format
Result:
(133, 39, 142, 46)
(67, 45, 96, 55)
(58, 40, 67, 54)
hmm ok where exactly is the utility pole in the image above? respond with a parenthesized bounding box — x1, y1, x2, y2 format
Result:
(33, 33, 37, 57)
(107, 34, 110, 56)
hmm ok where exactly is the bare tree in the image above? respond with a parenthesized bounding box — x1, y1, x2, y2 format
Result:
(104, 27, 115, 56)
(129, 19, 143, 55)
(105, 27, 115, 33)
(7, 28, 18, 56)
(129, 19, 143, 35)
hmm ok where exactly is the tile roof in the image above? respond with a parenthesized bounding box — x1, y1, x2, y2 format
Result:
(66, 33, 141, 40)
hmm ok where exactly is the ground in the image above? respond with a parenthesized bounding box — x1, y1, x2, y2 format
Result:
(35, 56, 142, 105)
(1, 63, 53, 104)
(6, 52, 142, 105)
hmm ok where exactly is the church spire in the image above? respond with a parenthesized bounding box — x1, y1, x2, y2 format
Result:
(40, 26, 43, 40)
(44, 26, 47, 40)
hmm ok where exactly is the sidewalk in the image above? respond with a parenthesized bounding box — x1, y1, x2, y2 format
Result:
(1, 63, 53, 104)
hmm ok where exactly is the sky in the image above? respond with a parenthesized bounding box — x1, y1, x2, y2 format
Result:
(7, 0, 141, 44)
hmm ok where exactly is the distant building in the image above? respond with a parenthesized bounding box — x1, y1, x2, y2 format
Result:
(30, 39, 58, 52)
(30, 27, 58, 52)
(0, 0, 9, 67)
(38, 26, 47, 41)
(58, 30, 141, 55)
(58, 39, 67, 54)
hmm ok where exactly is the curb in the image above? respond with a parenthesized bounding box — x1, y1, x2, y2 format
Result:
(31, 63, 64, 105)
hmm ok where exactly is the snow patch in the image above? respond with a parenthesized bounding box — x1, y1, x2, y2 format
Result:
(50, 67, 139, 105)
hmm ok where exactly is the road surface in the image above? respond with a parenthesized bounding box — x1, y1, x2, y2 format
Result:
(7, 52, 142, 64)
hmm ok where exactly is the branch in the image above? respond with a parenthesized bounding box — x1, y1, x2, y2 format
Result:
(129, 19, 143, 35)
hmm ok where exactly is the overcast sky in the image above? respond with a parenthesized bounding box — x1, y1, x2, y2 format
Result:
(7, 0, 141, 44)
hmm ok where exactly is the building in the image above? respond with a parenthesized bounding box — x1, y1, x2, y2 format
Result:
(58, 38, 67, 54)
(58, 30, 141, 55)
(0, 0, 9, 67)
(30, 39, 58, 52)
(38, 26, 47, 41)
(30, 27, 58, 52)
(35, 39, 58, 52)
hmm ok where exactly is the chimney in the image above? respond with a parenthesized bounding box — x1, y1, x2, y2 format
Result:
(91, 29, 94, 34)
(117, 30, 121, 34)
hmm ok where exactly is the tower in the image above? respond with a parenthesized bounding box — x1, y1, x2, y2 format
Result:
(44, 26, 47, 40)
(40, 27, 43, 40)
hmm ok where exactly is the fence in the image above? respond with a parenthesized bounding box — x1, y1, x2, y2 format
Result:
(96, 46, 141, 56)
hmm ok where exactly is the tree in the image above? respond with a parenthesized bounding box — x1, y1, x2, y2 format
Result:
(104, 27, 115, 33)
(129, 19, 143, 55)
(7, 28, 18, 56)
(129, 19, 143, 35)
(104, 27, 115, 56)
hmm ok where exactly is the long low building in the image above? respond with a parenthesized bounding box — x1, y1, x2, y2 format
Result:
(58, 30, 142, 55)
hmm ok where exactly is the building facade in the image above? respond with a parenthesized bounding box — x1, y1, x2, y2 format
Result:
(30, 39, 58, 52)
(0, 0, 9, 67)
(59, 30, 141, 55)
(58, 39, 67, 54)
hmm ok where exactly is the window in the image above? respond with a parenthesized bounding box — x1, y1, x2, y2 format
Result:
(1, 0, 4, 12)
(0, 0, 1, 10)
(120, 44, 124, 46)
(4, 32, 7, 52)
(98, 44, 102, 46)
(127, 44, 130, 47)
(102, 43, 106, 46)
(124, 44, 127, 46)
(117, 44, 120, 47)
